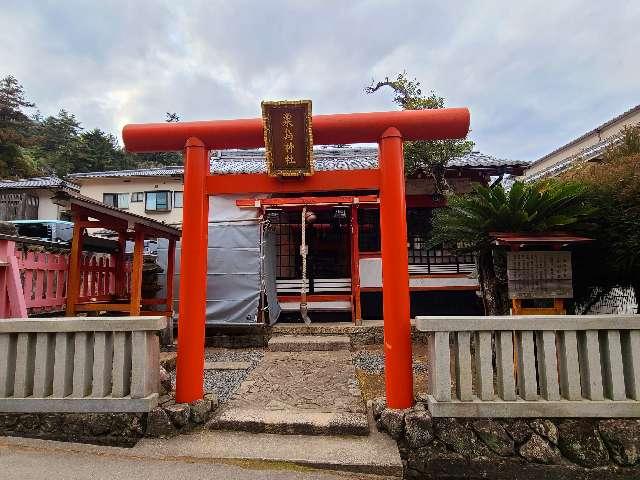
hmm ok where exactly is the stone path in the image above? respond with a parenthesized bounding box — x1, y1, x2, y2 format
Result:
(1, 436, 398, 479)
(208, 351, 369, 435)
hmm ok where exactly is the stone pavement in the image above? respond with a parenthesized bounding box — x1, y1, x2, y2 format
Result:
(208, 350, 369, 435)
(0, 436, 398, 480)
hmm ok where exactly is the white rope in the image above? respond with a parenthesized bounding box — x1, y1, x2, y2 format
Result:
(300, 206, 311, 324)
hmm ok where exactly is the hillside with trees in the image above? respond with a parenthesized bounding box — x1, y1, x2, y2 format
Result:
(0, 75, 181, 179)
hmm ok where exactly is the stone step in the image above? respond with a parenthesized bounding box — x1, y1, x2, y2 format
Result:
(141, 414, 400, 476)
(268, 334, 351, 351)
(207, 407, 370, 436)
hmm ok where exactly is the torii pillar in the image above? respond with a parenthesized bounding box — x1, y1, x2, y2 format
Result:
(123, 107, 470, 409)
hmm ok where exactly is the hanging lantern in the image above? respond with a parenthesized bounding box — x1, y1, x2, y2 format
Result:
(332, 206, 348, 222)
(305, 209, 317, 223)
(265, 208, 283, 223)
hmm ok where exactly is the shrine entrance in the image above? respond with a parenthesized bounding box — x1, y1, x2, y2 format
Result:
(123, 105, 470, 409)
(273, 207, 350, 290)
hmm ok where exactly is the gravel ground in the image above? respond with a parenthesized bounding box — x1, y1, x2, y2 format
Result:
(170, 349, 265, 403)
(352, 350, 427, 374)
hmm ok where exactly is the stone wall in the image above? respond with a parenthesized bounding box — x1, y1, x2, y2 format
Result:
(373, 397, 640, 479)
(0, 393, 219, 447)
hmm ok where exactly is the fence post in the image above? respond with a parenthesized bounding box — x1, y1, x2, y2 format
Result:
(0, 240, 27, 318)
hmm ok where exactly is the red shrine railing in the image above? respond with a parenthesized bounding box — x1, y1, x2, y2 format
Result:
(77, 254, 131, 303)
(13, 249, 131, 315)
(16, 250, 68, 314)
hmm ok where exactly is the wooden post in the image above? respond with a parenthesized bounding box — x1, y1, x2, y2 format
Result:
(66, 216, 86, 317)
(350, 204, 362, 324)
(0, 240, 27, 318)
(175, 137, 209, 404)
(114, 232, 127, 298)
(379, 127, 414, 409)
(129, 227, 145, 316)
(165, 238, 176, 315)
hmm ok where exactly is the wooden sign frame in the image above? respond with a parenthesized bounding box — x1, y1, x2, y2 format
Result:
(262, 100, 314, 177)
(507, 250, 573, 299)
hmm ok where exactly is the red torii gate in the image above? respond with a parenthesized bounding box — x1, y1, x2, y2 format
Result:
(123, 107, 470, 409)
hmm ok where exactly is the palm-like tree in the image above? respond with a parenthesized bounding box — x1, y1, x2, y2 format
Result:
(431, 180, 594, 314)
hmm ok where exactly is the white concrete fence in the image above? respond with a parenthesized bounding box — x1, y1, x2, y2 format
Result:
(0, 316, 166, 413)
(417, 315, 640, 417)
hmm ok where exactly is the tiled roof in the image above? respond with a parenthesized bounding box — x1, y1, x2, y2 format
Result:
(210, 148, 524, 174)
(448, 152, 525, 169)
(529, 104, 640, 169)
(0, 176, 79, 191)
(52, 190, 181, 238)
(65, 147, 525, 178)
(210, 147, 378, 174)
(68, 166, 184, 179)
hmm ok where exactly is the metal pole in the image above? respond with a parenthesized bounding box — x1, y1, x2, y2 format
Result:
(379, 127, 414, 409)
(175, 137, 209, 403)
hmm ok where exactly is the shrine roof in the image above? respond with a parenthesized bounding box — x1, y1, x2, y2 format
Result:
(0, 176, 80, 191)
(51, 189, 181, 239)
(210, 148, 525, 175)
(491, 232, 592, 246)
(67, 147, 525, 179)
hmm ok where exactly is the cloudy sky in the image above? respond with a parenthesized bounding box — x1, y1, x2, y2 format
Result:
(1, 0, 638, 161)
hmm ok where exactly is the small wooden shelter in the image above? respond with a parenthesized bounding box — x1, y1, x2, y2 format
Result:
(53, 191, 181, 317)
(492, 233, 592, 315)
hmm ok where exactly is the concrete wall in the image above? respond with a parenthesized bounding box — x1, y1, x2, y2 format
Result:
(525, 107, 640, 180)
(77, 177, 185, 226)
(36, 190, 64, 220)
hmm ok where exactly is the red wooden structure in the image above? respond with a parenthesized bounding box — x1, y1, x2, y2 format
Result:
(57, 192, 180, 317)
(236, 194, 378, 323)
(123, 107, 470, 409)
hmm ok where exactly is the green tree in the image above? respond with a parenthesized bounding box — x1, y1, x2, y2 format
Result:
(35, 109, 85, 176)
(0, 75, 39, 178)
(79, 128, 132, 172)
(365, 72, 474, 193)
(430, 181, 593, 315)
(561, 126, 640, 312)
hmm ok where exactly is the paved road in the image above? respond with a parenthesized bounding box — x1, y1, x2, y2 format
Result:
(0, 438, 394, 480)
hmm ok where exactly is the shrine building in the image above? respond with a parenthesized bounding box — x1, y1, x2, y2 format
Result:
(69, 146, 525, 324)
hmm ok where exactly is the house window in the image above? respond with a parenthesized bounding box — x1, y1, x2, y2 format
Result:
(145, 191, 171, 212)
(103, 193, 129, 209)
(131, 192, 144, 202)
(174, 191, 184, 208)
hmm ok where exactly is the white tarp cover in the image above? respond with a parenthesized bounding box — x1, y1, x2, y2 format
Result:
(157, 194, 263, 325)
(263, 228, 282, 324)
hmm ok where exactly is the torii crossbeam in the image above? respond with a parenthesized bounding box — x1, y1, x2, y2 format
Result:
(123, 107, 470, 409)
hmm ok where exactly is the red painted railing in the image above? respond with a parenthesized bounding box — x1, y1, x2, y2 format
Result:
(78, 254, 131, 303)
(13, 250, 131, 315)
(16, 250, 68, 314)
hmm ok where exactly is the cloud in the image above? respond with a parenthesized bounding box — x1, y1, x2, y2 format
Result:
(1, 0, 638, 161)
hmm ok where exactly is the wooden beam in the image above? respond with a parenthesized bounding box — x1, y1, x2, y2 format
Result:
(71, 205, 129, 231)
(165, 239, 176, 315)
(277, 294, 352, 303)
(114, 232, 126, 298)
(141, 298, 169, 305)
(129, 228, 145, 315)
(236, 195, 379, 209)
(75, 220, 112, 229)
(123, 108, 470, 152)
(75, 303, 132, 312)
(65, 219, 85, 316)
(351, 205, 362, 324)
(207, 169, 380, 195)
